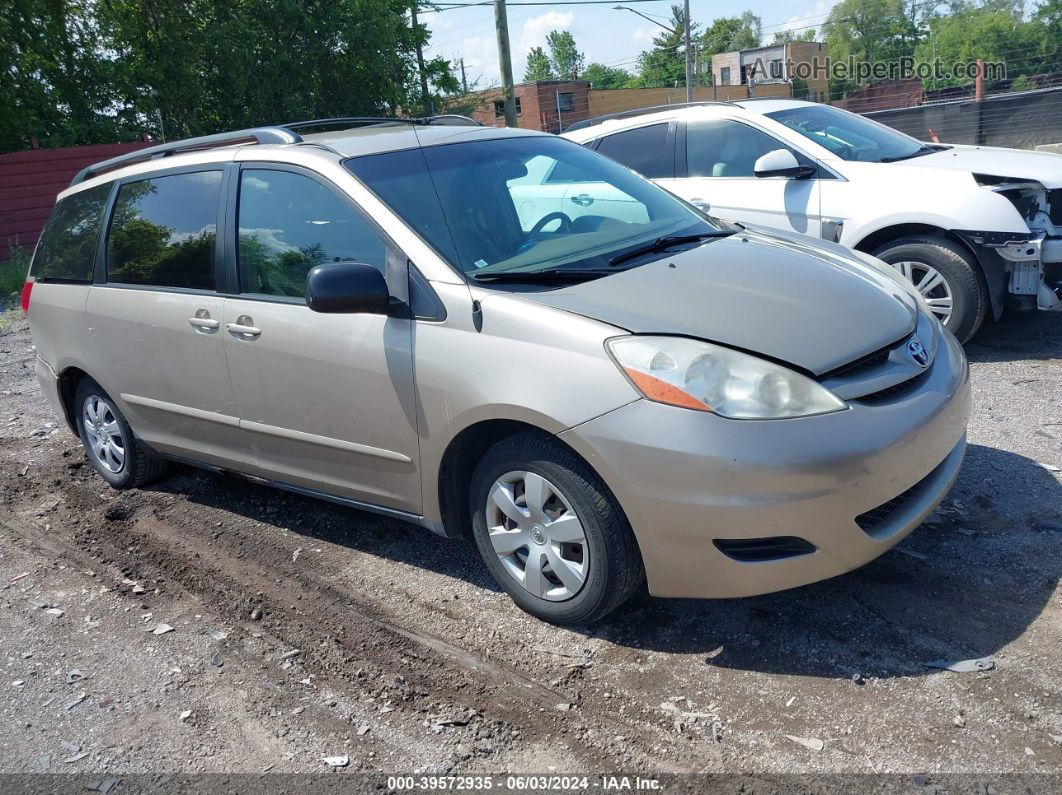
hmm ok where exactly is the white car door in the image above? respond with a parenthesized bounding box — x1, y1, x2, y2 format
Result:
(508, 155, 648, 231)
(657, 117, 823, 239)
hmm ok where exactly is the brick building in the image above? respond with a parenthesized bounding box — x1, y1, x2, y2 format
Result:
(470, 80, 591, 132)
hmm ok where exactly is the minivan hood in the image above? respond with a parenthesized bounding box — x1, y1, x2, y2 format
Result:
(903, 144, 1062, 188)
(518, 227, 917, 376)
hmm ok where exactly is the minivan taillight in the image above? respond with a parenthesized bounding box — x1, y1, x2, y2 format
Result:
(20, 279, 33, 315)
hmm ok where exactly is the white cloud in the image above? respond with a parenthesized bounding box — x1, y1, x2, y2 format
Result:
(514, 11, 575, 80)
(631, 26, 657, 44)
(516, 10, 575, 54)
(778, 0, 830, 38)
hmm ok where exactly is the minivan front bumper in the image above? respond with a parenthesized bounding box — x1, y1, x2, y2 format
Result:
(559, 329, 971, 599)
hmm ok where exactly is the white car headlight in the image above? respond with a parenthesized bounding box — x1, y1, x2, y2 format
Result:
(606, 336, 847, 420)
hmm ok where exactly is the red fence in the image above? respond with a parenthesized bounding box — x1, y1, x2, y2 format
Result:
(0, 142, 151, 262)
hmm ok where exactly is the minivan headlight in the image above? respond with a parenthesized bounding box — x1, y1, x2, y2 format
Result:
(606, 336, 847, 419)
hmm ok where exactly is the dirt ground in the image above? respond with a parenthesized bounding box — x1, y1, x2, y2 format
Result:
(0, 309, 1060, 781)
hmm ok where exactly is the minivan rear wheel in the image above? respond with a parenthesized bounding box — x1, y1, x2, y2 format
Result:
(871, 236, 988, 342)
(469, 431, 644, 625)
(74, 378, 167, 489)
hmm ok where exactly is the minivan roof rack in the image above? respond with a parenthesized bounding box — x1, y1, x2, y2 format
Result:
(564, 101, 735, 132)
(70, 126, 302, 186)
(70, 115, 483, 186)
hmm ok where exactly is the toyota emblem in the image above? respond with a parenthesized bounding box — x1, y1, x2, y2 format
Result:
(907, 337, 930, 368)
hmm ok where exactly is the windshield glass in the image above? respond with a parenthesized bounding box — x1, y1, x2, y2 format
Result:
(766, 105, 928, 162)
(345, 136, 720, 277)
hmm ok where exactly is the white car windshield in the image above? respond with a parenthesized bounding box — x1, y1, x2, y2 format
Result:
(766, 105, 946, 163)
(346, 136, 728, 280)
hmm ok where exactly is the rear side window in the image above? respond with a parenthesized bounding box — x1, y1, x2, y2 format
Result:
(237, 169, 386, 298)
(31, 183, 111, 281)
(106, 170, 221, 290)
(595, 124, 673, 179)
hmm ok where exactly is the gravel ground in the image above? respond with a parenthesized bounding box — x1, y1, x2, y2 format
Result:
(0, 309, 1060, 780)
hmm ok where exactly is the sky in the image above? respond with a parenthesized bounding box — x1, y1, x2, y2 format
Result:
(422, 0, 835, 90)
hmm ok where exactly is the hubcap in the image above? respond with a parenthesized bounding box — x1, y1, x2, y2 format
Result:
(82, 395, 125, 474)
(892, 261, 954, 325)
(485, 471, 588, 601)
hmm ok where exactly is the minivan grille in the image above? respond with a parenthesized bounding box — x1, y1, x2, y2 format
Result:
(821, 341, 896, 380)
(854, 467, 935, 534)
(853, 368, 930, 404)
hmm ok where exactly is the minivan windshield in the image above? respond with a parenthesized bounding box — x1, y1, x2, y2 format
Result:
(345, 136, 726, 279)
(766, 105, 946, 163)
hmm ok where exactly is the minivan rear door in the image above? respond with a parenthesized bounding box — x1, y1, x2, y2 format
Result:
(85, 165, 253, 469)
(220, 164, 422, 514)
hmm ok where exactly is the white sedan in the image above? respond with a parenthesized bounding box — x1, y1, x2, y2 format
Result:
(560, 99, 1062, 341)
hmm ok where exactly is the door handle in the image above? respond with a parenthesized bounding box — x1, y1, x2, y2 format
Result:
(226, 322, 261, 338)
(188, 311, 219, 332)
(570, 193, 594, 207)
(226, 315, 261, 338)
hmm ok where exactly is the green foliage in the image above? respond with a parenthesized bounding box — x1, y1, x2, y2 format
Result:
(0, 0, 453, 152)
(580, 63, 634, 89)
(525, 46, 553, 81)
(698, 13, 762, 85)
(914, 5, 1051, 88)
(635, 5, 698, 88)
(0, 0, 123, 150)
(0, 245, 30, 308)
(1011, 73, 1036, 91)
(773, 28, 818, 45)
(546, 30, 584, 79)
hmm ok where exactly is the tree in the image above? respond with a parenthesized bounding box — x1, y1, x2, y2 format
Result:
(525, 46, 553, 81)
(546, 30, 583, 79)
(772, 28, 818, 45)
(0, 0, 120, 151)
(580, 63, 633, 88)
(913, 5, 1049, 88)
(822, 0, 916, 97)
(697, 13, 762, 84)
(636, 5, 698, 88)
(0, 0, 451, 152)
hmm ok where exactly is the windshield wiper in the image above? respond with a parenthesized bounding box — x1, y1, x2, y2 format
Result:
(879, 144, 950, 163)
(608, 231, 734, 266)
(471, 268, 618, 283)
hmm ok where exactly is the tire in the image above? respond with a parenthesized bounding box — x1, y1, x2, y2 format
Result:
(74, 378, 168, 490)
(871, 236, 988, 343)
(469, 431, 644, 625)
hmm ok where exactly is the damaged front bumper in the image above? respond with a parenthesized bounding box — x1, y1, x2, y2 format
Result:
(955, 230, 1062, 314)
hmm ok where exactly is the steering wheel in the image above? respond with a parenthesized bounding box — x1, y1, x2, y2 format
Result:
(529, 211, 573, 236)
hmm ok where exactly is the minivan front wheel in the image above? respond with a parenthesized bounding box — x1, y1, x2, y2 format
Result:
(470, 432, 644, 625)
(74, 378, 167, 489)
(871, 236, 988, 342)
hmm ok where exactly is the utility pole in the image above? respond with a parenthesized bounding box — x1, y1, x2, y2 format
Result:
(613, 5, 693, 103)
(683, 0, 692, 102)
(494, 0, 518, 127)
(411, 3, 434, 115)
(460, 58, 468, 93)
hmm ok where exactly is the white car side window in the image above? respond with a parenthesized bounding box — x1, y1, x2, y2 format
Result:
(688, 119, 814, 178)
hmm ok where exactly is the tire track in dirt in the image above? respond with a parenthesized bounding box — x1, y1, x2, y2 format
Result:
(4, 446, 694, 773)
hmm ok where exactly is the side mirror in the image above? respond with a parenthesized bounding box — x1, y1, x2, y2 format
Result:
(754, 149, 817, 179)
(305, 262, 389, 314)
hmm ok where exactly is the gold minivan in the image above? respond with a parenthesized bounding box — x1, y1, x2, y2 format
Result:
(24, 118, 970, 624)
